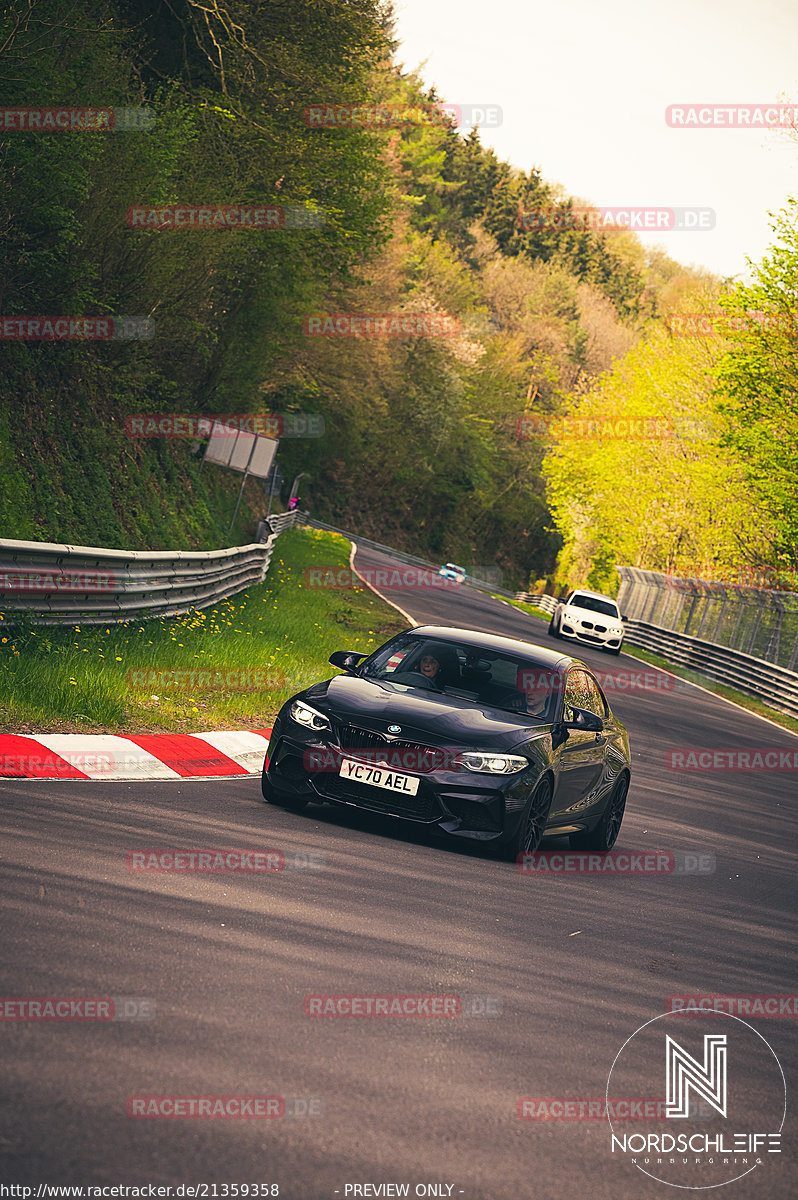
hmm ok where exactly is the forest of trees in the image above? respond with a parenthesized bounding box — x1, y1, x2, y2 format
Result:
(0, 0, 795, 591)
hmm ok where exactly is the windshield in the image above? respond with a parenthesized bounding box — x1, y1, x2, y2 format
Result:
(569, 593, 619, 618)
(360, 633, 561, 720)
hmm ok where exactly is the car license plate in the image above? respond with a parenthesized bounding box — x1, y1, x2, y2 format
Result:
(339, 757, 420, 796)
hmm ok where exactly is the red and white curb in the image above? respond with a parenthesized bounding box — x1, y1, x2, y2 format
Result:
(0, 729, 272, 781)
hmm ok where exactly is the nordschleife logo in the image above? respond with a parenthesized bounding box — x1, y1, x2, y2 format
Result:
(606, 1012, 785, 1189)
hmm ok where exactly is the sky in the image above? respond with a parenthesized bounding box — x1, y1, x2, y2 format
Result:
(393, 0, 798, 280)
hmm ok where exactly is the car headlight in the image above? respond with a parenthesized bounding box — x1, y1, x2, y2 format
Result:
(289, 700, 330, 731)
(458, 752, 529, 774)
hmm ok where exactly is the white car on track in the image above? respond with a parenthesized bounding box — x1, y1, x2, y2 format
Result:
(548, 589, 625, 655)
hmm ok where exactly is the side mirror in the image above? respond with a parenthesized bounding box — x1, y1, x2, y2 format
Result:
(329, 650, 367, 673)
(563, 706, 604, 733)
(621, 613, 628, 622)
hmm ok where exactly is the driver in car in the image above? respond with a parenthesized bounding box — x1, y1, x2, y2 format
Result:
(419, 653, 442, 682)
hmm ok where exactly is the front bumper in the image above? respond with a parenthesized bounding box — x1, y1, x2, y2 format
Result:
(560, 621, 623, 649)
(264, 721, 535, 845)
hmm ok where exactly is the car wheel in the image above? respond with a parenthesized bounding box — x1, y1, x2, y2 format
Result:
(569, 773, 628, 852)
(499, 776, 553, 863)
(605, 642, 622, 656)
(548, 612, 561, 638)
(260, 765, 308, 812)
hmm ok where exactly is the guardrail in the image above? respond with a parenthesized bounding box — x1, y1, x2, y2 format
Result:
(621, 619, 798, 720)
(0, 511, 301, 626)
(514, 592, 558, 615)
(300, 516, 518, 598)
(515, 589, 798, 720)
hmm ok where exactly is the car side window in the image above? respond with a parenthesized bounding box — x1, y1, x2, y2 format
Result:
(580, 672, 607, 717)
(563, 670, 587, 720)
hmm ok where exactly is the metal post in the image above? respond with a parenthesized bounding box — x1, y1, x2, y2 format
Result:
(729, 590, 747, 650)
(746, 593, 766, 656)
(229, 438, 258, 533)
(289, 472, 308, 506)
(763, 596, 784, 664)
(683, 591, 700, 637)
(265, 464, 279, 518)
(712, 590, 729, 645)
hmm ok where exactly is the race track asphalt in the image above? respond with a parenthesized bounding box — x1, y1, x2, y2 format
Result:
(1, 543, 796, 1198)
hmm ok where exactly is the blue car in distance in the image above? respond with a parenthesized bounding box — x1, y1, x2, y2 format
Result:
(438, 562, 467, 584)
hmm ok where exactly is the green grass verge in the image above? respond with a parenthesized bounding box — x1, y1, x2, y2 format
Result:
(0, 527, 408, 734)
(492, 594, 552, 622)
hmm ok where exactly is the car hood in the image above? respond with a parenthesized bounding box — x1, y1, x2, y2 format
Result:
(305, 673, 548, 747)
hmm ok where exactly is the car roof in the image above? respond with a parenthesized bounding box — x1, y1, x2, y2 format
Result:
(410, 624, 576, 669)
(567, 588, 618, 604)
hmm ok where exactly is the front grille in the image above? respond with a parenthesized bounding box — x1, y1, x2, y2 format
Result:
(594, 624, 607, 633)
(336, 725, 445, 773)
(338, 725, 387, 752)
(315, 773, 440, 822)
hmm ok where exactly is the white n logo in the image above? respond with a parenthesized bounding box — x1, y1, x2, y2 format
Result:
(666, 1034, 727, 1118)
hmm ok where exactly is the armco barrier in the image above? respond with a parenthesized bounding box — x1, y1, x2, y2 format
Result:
(0, 511, 301, 626)
(620, 619, 798, 720)
(516, 589, 797, 720)
(514, 592, 558, 616)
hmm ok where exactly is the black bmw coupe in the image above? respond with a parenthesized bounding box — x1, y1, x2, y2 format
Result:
(259, 625, 631, 861)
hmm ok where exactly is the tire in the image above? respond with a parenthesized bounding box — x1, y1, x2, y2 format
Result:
(548, 611, 561, 639)
(499, 776, 553, 863)
(569, 773, 628, 852)
(260, 766, 308, 812)
(606, 642, 622, 656)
